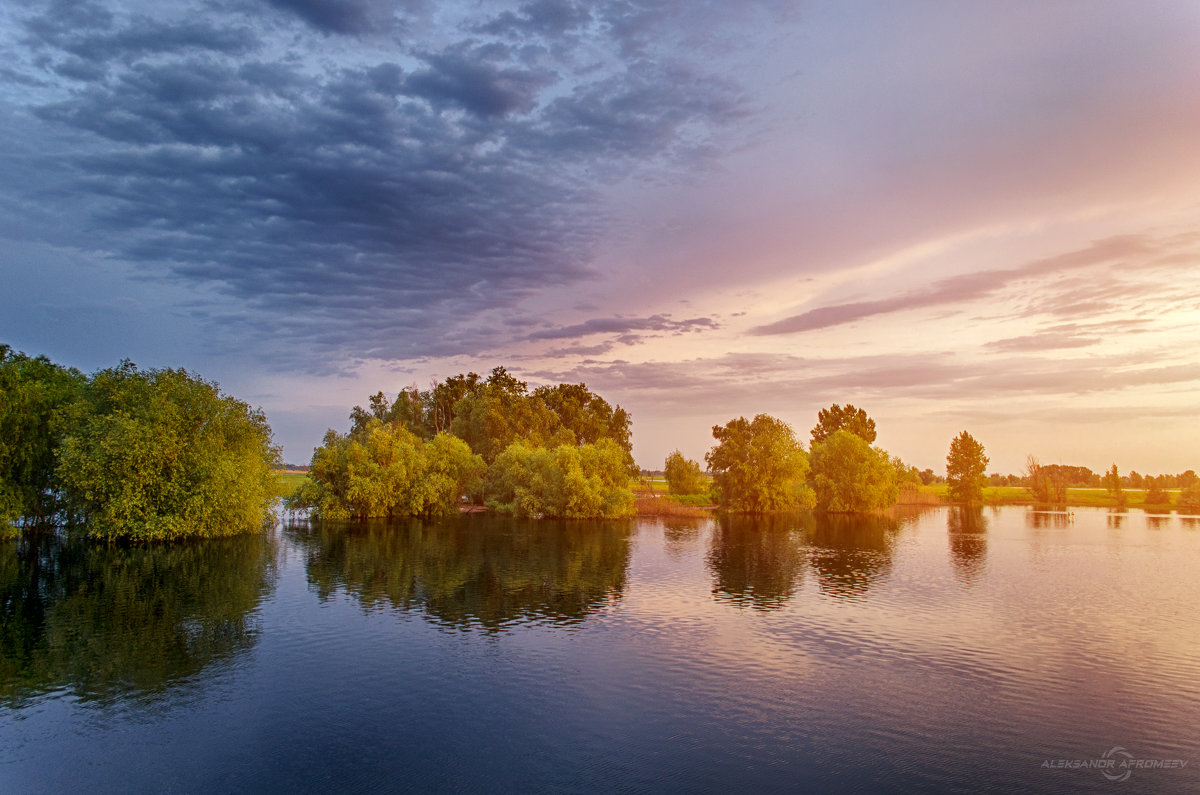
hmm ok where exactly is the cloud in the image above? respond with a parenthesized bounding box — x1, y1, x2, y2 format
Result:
(985, 331, 1099, 353)
(6, 0, 755, 371)
(528, 314, 719, 341)
(263, 0, 399, 36)
(404, 47, 551, 117)
(26, 3, 259, 67)
(751, 235, 1151, 336)
(476, 0, 592, 39)
(529, 348, 1200, 420)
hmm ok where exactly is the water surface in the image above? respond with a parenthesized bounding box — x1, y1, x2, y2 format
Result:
(2, 508, 1198, 792)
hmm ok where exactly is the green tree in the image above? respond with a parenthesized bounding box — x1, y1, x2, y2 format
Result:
(55, 362, 281, 541)
(705, 415, 813, 513)
(1143, 478, 1170, 508)
(291, 421, 484, 520)
(809, 429, 898, 513)
(450, 368, 571, 463)
(1179, 481, 1200, 513)
(483, 439, 634, 519)
(810, 404, 877, 445)
(945, 431, 988, 504)
(428, 372, 482, 434)
(0, 346, 86, 528)
(533, 382, 634, 472)
(1024, 455, 1067, 504)
(664, 450, 706, 495)
(1103, 464, 1125, 506)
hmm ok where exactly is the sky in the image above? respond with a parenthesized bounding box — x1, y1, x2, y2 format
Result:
(2, 0, 1199, 474)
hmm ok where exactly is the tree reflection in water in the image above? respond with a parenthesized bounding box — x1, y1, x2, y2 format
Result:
(1026, 510, 1073, 529)
(946, 506, 989, 584)
(806, 513, 901, 601)
(707, 514, 810, 610)
(286, 515, 632, 631)
(0, 531, 277, 707)
(660, 518, 705, 560)
(706, 511, 911, 608)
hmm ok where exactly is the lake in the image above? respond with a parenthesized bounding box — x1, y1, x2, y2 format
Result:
(2, 507, 1198, 793)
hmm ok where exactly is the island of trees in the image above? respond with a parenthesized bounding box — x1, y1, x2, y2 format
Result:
(1, 346, 280, 541)
(5, 344, 1198, 542)
(288, 367, 636, 520)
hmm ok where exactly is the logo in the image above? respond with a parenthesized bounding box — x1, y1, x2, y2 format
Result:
(1041, 746, 1189, 782)
(1099, 746, 1134, 782)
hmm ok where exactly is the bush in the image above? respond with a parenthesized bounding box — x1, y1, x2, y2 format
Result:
(484, 439, 634, 519)
(291, 421, 484, 520)
(56, 363, 281, 541)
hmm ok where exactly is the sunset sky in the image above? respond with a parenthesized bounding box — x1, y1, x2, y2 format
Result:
(3, 0, 1198, 473)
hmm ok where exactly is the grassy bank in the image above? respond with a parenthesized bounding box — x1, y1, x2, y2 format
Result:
(905, 484, 1185, 510)
(634, 495, 712, 517)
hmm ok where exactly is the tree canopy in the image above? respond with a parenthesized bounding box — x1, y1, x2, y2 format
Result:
(1103, 464, 1125, 505)
(1143, 479, 1170, 508)
(664, 450, 707, 496)
(3, 349, 282, 540)
(345, 368, 634, 473)
(1, 346, 85, 528)
(55, 362, 282, 541)
(483, 439, 634, 519)
(450, 370, 572, 463)
(1023, 456, 1067, 504)
(318, 368, 638, 519)
(705, 415, 813, 513)
(810, 404, 877, 445)
(291, 421, 484, 520)
(1179, 482, 1200, 513)
(945, 431, 988, 504)
(809, 429, 897, 513)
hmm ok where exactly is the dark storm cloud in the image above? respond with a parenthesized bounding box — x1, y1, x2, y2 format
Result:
(752, 235, 1152, 336)
(26, 2, 259, 65)
(521, 60, 747, 166)
(404, 47, 551, 116)
(477, 0, 592, 38)
(8, 0, 754, 370)
(263, 0, 395, 36)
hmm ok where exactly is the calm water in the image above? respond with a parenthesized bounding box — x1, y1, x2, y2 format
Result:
(2, 508, 1198, 793)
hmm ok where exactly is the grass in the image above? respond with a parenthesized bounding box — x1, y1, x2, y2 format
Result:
(912, 484, 1184, 509)
(275, 471, 310, 499)
(634, 476, 671, 495)
(634, 495, 712, 517)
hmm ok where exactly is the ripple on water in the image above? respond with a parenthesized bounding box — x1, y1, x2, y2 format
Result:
(2, 509, 1199, 793)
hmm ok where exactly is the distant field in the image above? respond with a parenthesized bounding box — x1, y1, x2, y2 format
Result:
(634, 475, 714, 497)
(276, 471, 310, 499)
(916, 484, 1182, 508)
(634, 476, 671, 494)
